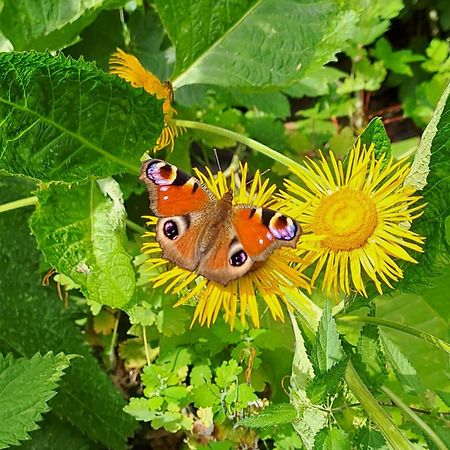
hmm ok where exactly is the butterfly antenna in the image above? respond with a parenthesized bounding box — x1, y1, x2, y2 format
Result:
(246, 168, 270, 186)
(213, 148, 223, 173)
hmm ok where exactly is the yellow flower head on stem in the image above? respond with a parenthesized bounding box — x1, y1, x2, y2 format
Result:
(109, 48, 181, 151)
(141, 163, 310, 330)
(277, 142, 425, 297)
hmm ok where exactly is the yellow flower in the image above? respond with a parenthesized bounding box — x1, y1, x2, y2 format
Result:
(141, 164, 310, 329)
(109, 48, 181, 151)
(277, 142, 425, 297)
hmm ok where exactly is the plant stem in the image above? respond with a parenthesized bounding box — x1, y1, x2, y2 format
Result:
(293, 293, 413, 449)
(0, 196, 38, 213)
(173, 119, 304, 172)
(382, 386, 447, 450)
(338, 315, 450, 354)
(345, 363, 413, 450)
(107, 311, 121, 371)
(142, 325, 151, 366)
(125, 219, 147, 235)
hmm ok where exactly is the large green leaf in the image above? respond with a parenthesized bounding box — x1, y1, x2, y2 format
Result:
(401, 82, 450, 288)
(0, 176, 137, 449)
(18, 413, 97, 450)
(0, 0, 126, 51)
(0, 51, 163, 182)
(376, 289, 448, 392)
(156, 0, 358, 89)
(30, 178, 135, 309)
(0, 352, 70, 449)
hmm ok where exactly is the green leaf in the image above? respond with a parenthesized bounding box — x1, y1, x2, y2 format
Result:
(289, 313, 327, 449)
(30, 178, 135, 309)
(290, 312, 315, 392)
(18, 413, 97, 450)
(358, 117, 391, 160)
(225, 383, 258, 410)
(157, 0, 359, 89)
(124, 397, 159, 422)
(65, 10, 126, 70)
(215, 360, 242, 389)
(0, 177, 137, 450)
(190, 364, 213, 386)
(401, 82, 450, 288)
(381, 334, 423, 394)
(337, 59, 387, 94)
(376, 289, 449, 392)
(237, 403, 297, 428)
(0, 352, 70, 449)
(192, 382, 221, 408)
(313, 427, 350, 450)
(0, 0, 127, 51)
(437, 390, 450, 407)
(306, 358, 348, 405)
(372, 38, 424, 77)
(354, 426, 389, 450)
(354, 324, 387, 390)
(0, 51, 163, 182)
(311, 302, 345, 374)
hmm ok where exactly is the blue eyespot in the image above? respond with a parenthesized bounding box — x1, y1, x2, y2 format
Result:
(229, 249, 247, 267)
(163, 220, 179, 240)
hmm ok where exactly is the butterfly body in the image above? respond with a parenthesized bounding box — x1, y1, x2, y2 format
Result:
(140, 159, 301, 285)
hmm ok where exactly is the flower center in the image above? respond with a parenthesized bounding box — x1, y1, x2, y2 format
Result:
(312, 189, 378, 251)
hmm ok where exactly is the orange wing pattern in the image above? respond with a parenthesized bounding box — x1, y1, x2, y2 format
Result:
(233, 207, 300, 258)
(140, 159, 210, 217)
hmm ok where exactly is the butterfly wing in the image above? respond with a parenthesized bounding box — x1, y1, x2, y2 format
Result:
(232, 206, 301, 261)
(140, 159, 214, 271)
(140, 159, 212, 217)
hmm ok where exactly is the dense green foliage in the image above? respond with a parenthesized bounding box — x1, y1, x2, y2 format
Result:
(0, 1, 448, 449)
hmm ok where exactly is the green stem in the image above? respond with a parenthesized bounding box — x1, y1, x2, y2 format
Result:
(382, 386, 447, 450)
(338, 315, 450, 354)
(174, 119, 303, 171)
(293, 295, 413, 449)
(345, 363, 413, 450)
(142, 325, 151, 366)
(106, 311, 121, 371)
(0, 196, 38, 214)
(125, 219, 147, 235)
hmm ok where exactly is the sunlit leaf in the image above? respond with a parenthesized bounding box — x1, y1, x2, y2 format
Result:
(31, 178, 135, 309)
(0, 51, 163, 182)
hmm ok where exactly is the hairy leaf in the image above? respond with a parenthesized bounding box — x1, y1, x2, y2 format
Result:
(354, 324, 387, 390)
(311, 302, 344, 374)
(0, 0, 127, 51)
(237, 403, 297, 428)
(358, 117, 391, 159)
(30, 178, 135, 308)
(18, 413, 97, 450)
(0, 352, 70, 449)
(354, 426, 389, 450)
(313, 427, 350, 450)
(306, 358, 348, 405)
(290, 313, 326, 450)
(401, 82, 450, 288)
(0, 177, 137, 449)
(156, 0, 358, 89)
(0, 51, 163, 182)
(381, 334, 423, 394)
